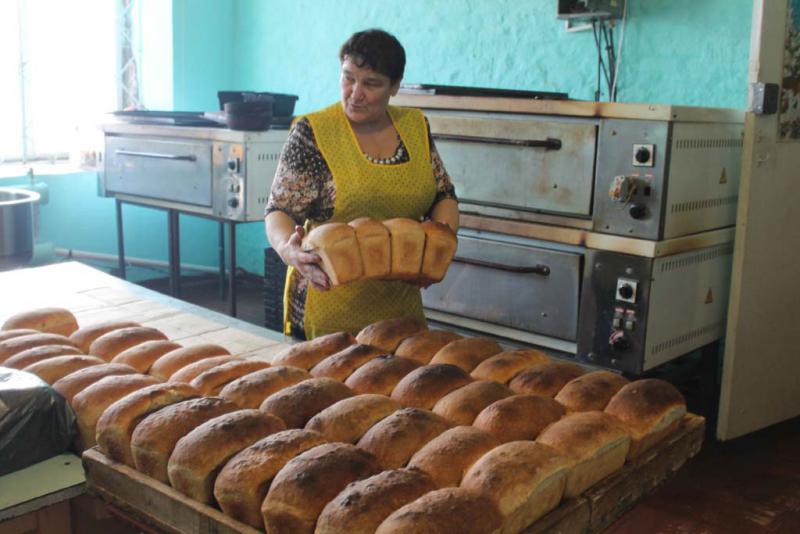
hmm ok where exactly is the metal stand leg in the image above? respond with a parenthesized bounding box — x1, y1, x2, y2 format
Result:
(168, 210, 181, 298)
(227, 222, 237, 317)
(115, 199, 126, 279)
(218, 222, 226, 299)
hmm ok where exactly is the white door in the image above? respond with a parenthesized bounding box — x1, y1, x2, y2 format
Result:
(718, 0, 800, 440)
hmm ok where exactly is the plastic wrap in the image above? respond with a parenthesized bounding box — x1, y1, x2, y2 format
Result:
(0, 368, 76, 476)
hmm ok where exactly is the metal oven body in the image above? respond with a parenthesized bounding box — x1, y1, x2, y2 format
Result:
(395, 95, 744, 374)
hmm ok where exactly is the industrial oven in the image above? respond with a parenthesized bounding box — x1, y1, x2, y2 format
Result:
(392, 94, 744, 375)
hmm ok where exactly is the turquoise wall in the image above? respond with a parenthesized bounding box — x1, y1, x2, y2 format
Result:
(10, 0, 753, 284)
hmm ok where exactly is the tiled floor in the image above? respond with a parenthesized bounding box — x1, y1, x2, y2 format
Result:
(140, 271, 800, 534)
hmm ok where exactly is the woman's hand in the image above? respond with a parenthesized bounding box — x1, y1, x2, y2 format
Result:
(278, 226, 331, 291)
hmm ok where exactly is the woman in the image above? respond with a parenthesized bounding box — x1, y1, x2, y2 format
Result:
(265, 29, 459, 340)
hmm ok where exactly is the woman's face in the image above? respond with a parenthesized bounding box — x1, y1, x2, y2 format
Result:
(340, 55, 400, 125)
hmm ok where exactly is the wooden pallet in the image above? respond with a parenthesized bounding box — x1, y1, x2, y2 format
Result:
(82, 414, 704, 534)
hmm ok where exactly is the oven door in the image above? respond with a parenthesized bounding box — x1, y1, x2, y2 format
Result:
(422, 231, 583, 348)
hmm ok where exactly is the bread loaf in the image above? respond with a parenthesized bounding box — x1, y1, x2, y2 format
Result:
(0, 329, 38, 343)
(89, 326, 168, 361)
(394, 330, 463, 365)
(220, 365, 310, 409)
(390, 364, 473, 409)
(536, 411, 631, 497)
(384, 218, 425, 280)
(271, 331, 355, 370)
(262, 442, 380, 534)
(259, 377, 352, 428)
(168, 409, 286, 504)
(470, 348, 551, 384)
(189, 359, 271, 396)
(2, 307, 78, 337)
(95, 382, 200, 467)
(302, 222, 364, 286)
(349, 217, 391, 279)
(310, 343, 384, 382)
(429, 337, 502, 372)
(344, 355, 420, 396)
(419, 220, 458, 283)
(214, 429, 327, 528)
(356, 407, 450, 469)
(604, 379, 687, 460)
(305, 394, 400, 443)
(317, 468, 437, 534)
(554, 370, 630, 412)
(461, 441, 570, 534)
(473, 394, 566, 443)
(509, 361, 586, 397)
(356, 316, 427, 353)
(110, 340, 182, 373)
(69, 320, 140, 353)
(168, 355, 239, 383)
(72, 374, 161, 450)
(432, 380, 513, 426)
(3, 344, 83, 370)
(52, 363, 138, 404)
(0, 333, 77, 363)
(130, 397, 238, 482)
(148, 343, 230, 380)
(375, 487, 503, 534)
(22, 355, 106, 384)
(407, 426, 500, 487)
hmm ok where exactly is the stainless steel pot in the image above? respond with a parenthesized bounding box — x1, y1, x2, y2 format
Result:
(0, 187, 41, 270)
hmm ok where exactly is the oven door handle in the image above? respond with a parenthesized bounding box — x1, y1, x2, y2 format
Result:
(115, 149, 197, 162)
(432, 133, 562, 150)
(452, 256, 551, 276)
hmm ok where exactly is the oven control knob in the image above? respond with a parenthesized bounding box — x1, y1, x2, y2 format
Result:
(227, 198, 239, 208)
(635, 147, 651, 164)
(618, 284, 634, 300)
(227, 158, 239, 173)
(609, 330, 630, 352)
(629, 203, 647, 220)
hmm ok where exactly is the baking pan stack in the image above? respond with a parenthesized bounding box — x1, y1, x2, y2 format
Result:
(1, 308, 688, 534)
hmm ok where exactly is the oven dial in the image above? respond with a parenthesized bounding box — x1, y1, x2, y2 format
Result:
(632, 144, 655, 167)
(616, 278, 638, 303)
(228, 198, 239, 208)
(629, 203, 647, 220)
(609, 330, 630, 352)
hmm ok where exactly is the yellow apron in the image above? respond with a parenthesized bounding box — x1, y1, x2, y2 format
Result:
(283, 103, 436, 339)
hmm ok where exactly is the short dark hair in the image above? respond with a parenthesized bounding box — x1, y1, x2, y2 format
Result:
(339, 29, 405, 83)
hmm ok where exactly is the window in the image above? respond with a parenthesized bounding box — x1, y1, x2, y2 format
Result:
(0, 0, 124, 164)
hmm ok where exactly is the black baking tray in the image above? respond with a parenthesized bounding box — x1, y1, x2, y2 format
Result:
(112, 110, 226, 127)
(399, 84, 568, 100)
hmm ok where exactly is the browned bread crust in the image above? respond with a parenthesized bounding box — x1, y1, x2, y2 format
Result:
(349, 217, 391, 280)
(130, 397, 238, 482)
(52, 363, 138, 404)
(259, 377, 353, 428)
(305, 394, 400, 443)
(148, 343, 230, 380)
(22, 355, 106, 384)
(555, 370, 630, 412)
(2, 307, 79, 337)
(168, 355, 239, 384)
(0, 333, 78, 363)
(432, 380, 513, 426)
(356, 316, 427, 353)
(356, 407, 451, 469)
(508, 361, 586, 397)
(69, 320, 140, 353)
(376, 487, 504, 534)
(0, 329, 39, 343)
(302, 223, 364, 285)
(111, 340, 182, 373)
(3, 344, 83, 369)
(317, 468, 437, 534)
(390, 364, 473, 409)
(470, 348, 551, 384)
(95, 382, 199, 467)
(310, 344, 384, 382)
(473, 394, 566, 443)
(419, 220, 458, 284)
(407, 425, 500, 488)
(344, 355, 421, 396)
(271, 332, 356, 370)
(88, 326, 168, 361)
(214, 429, 327, 528)
(168, 410, 286, 504)
(189, 359, 271, 396)
(394, 330, 463, 364)
(429, 337, 503, 372)
(219, 365, 310, 409)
